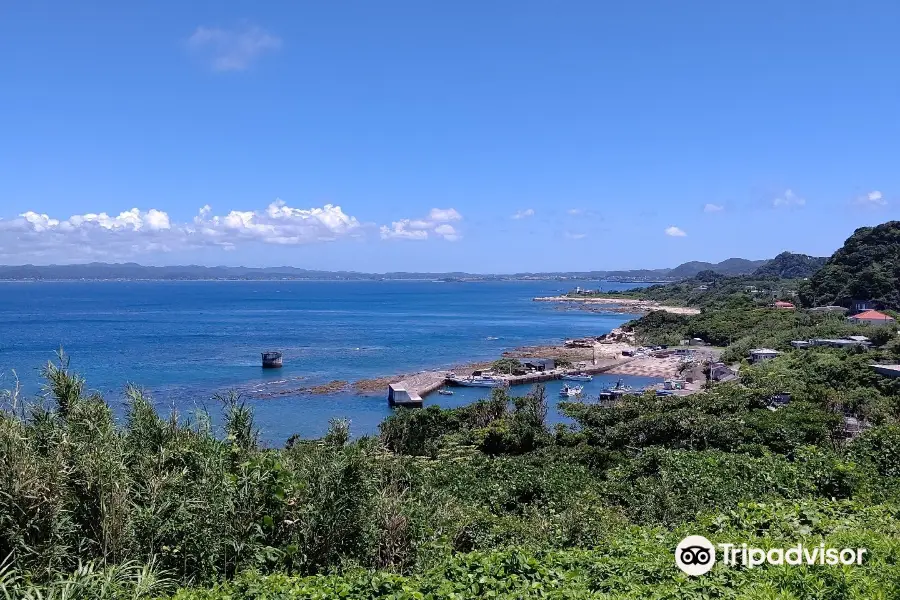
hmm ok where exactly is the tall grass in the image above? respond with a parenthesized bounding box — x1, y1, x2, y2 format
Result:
(0, 354, 394, 589)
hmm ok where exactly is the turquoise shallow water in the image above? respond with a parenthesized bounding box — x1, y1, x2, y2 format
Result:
(0, 280, 657, 443)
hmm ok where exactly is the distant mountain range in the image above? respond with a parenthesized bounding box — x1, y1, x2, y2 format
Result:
(0, 254, 827, 282)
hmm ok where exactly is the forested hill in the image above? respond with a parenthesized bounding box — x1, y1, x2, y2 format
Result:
(799, 221, 900, 309)
(666, 258, 767, 279)
(752, 252, 827, 279)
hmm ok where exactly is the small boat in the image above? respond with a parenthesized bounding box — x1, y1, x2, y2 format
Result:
(561, 372, 593, 382)
(600, 379, 634, 397)
(559, 384, 584, 397)
(437, 388, 454, 396)
(485, 336, 499, 341)
(448, 375, 507, 388)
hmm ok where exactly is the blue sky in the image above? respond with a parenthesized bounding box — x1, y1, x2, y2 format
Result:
(1, 1, 898, 272)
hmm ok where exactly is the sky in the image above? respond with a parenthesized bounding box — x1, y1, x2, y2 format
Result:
(1, 1, 899, 273)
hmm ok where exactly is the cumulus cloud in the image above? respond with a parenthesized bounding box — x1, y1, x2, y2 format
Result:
(665, 226, 687, 237)
(187, 24, 281, 71)
(772, 189, 805, 208)
(379, 208, 462, 241)
(855, 190, 886, 207)
(0, 200, 362, 260)
(512, 208, 535, 220)
(703, 203, 724, 213)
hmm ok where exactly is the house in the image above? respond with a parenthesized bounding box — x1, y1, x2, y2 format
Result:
(517, 358, 555, 372)
(871, 364, 900, 378)
(790, 340, 812, 349)
(749, 348, 781, 363)
(847, 310, 896, 326)
(810, 338, 872, 350)
(709, 362, 735, 381)
(846, 335, 870, 343)
(696, 285, 709, 291)
(774, 301, 795, 309)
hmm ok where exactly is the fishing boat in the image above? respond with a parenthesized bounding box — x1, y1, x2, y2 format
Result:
(559, 384, 584, 397)
(447, 374, 507, 388)
(560, 372, 593, 382)
(437, 388, 454, 396)
(600, 379, 634, 397)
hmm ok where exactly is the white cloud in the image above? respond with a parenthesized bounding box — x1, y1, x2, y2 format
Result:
(512, 208, 535, 220)
(567, 209, 583, 216)
(564, 231, 587, 240)
(379, 208, 463, 241)
(855, 190, 886, 207)
(433, 224, 460, 241)
(703, 203, 724, 213)
(427, 208, 462, 222)
(187, 24, 282, 72)
(0, 200, 362, 259)
(665, 226, 687, 237)
(772, 189, 805, 208)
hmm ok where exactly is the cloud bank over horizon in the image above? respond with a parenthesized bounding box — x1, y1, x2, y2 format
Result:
(0, 201, 464, 260)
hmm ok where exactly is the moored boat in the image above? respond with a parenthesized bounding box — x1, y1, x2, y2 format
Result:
(447, 374, 507, 388)
(437, 388, 454, 395)
(559, 384, 584, 397)
(560, 372, 593, 382)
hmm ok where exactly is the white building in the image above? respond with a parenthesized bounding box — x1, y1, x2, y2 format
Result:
(749, 348, 781, 363)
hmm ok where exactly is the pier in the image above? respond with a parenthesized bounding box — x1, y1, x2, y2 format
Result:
(387, 371, 447, 408)
(386, 357, 637, 408)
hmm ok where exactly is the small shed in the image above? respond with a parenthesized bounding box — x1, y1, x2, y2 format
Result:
(518, 358, 556, 372)
(749, 348, 781, 363)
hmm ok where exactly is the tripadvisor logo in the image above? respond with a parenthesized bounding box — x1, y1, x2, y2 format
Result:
(676, 535, 716, 576)
(675, 535, 868, 576)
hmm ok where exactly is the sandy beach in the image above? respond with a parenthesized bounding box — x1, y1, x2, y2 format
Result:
(534, 295, 701, 316)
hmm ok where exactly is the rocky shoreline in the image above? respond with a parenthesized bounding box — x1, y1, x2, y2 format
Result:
(250, 323, 690, 399)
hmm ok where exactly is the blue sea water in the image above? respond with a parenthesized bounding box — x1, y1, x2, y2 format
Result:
(0, 280, 657, 443)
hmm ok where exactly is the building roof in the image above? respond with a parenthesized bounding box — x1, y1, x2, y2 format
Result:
(750, 348, 780, 355)
(850, 310, 895, 321)
(774, 301, 795, 308)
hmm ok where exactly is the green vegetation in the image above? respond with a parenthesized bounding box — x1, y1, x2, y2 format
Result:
(577, 274, 805, 309)
(623, 305, 899, 362)
(800, 221, 900, 309)
(752, 251, 827, 279)
(2, 321, 900, 598)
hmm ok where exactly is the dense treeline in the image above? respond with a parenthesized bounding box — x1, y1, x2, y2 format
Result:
(586, 274, 805, 309)
(2, 332, 900, 597)
(800, 221, 900, 309)
(751, 251, 827, 279)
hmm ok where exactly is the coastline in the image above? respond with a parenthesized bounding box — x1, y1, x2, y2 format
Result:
(534, 295, 701, 316)
(251, 330, 687, 401)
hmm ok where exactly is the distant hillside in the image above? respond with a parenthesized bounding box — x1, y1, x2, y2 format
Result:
(799, 221, 900, 310)
(752, 252, 827, 279)
(667, 258, 767, 279)
(0, 263, 676, 282)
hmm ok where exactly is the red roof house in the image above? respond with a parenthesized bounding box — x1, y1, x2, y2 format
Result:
(774, 301, 795, 309)
(848, 310, 896, 325)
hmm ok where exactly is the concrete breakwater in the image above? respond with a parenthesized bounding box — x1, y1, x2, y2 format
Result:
(386, 357, 638, 407)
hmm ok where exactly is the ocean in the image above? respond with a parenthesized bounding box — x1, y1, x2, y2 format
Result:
(0, 280, 657, 443)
